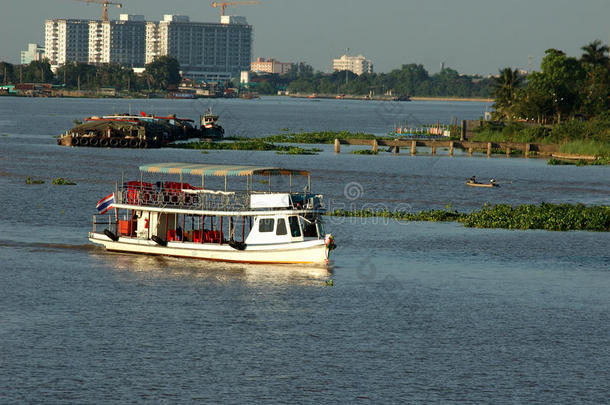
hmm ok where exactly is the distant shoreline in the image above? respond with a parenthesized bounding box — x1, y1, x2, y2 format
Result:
(410, 96, 493, 102)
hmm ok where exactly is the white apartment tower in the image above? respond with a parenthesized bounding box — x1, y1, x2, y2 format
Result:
(89, 15, 146, 67)
(333, 54, 373, 75)
(145, 15, 253, 81)
(45, 19, 90, 66)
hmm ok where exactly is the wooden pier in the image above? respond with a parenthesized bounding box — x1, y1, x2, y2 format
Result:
(333, 138, 561, 158)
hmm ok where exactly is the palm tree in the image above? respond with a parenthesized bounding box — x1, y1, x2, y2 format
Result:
(492, 67, 525, 120)
(581, 40, 609, 66)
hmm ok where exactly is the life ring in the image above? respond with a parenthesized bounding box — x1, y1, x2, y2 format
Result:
(100, 138, 109, 147)
(80, 137, 89, 146)
(119, 138, 129, 147)
(71, 137, 80, 146)
(90, 137, 99, 147)
(109, 138, 119, 147)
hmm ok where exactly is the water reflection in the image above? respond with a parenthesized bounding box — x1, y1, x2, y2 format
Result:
(90, 248, 332, 285)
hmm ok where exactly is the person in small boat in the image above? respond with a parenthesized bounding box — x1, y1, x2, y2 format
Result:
(490, 178, 496, 185)
(469, 176, 476, 183)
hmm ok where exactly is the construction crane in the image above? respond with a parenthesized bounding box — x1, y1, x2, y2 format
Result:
(74, 0, 123, 22)
(211, 1, 261, 17)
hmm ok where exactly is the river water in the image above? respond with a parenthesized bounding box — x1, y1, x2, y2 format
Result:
(0, 97, 608, 403)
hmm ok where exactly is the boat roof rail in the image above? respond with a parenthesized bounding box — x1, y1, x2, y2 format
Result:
(139, 163, 309, 177)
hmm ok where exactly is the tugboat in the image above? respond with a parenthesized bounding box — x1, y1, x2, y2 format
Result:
(200, 107, 225, 139)
(88, 162, 336, 265)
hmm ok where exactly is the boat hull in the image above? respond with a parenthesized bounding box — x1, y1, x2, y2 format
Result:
(89, 232, 330, 265)
(466, 182, 497, 188)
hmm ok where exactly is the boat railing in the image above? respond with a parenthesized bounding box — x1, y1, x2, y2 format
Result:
(118, 182, 251, 211)
(92, 214, 118, 234)
(117, 183, 324, 212)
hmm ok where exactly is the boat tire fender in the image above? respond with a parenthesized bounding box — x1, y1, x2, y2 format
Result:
(72, 137, 80, 146)
(109, 138, 119, 147)
(90, 137, 99, 147)
(152, 235, 167, 247)
(80, 137, 89, 147)
(100, 138, 109, 147)
(104, 229, 119, 242)
(129, 138, 138, 148)
(119, 138, 129, 147)
(229, 240, 246, 250)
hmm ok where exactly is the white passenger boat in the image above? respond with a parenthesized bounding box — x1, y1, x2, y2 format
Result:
(88, 163, 336, 265)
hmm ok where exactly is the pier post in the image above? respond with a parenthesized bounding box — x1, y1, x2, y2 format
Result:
(468, 147, 473, 157)
(372, 139, 378, 153)
(506, 146, 511, 157)
(393, 139, 399, 154)
(524, 143, 531, 158)
(410, 140, 416, 156)
(334, 138, 340, 154)
(486, 142, 492, 157)
(460, 120, 466, 141)
(449, 141, 454, 157)
(431, 143, 436, 156)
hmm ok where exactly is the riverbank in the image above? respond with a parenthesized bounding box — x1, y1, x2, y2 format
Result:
(327, 203, 610, 232)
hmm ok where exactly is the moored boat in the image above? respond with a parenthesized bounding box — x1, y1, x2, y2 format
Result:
(88, 163, 336, 265)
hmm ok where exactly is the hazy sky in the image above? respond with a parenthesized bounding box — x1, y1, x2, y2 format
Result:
(2, 0, 609, 75)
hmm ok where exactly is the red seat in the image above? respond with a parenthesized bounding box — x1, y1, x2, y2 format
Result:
(192, 230, 202, 243)
(167, 230, 176, 241)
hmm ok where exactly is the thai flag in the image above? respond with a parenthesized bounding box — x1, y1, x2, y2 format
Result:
(96, 193, 115, 214)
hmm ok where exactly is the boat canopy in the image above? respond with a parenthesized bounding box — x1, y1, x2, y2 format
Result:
(139, 163, 309, 177)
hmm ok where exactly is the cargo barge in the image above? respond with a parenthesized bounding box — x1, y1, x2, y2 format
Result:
(57, 110, 224, 148)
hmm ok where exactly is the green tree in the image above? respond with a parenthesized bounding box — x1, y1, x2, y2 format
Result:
(21, 60, 54, 83)
(144, 56, 181, 90)
(491, 67, 525, 120)
(581, 40, 609, 66)
(0, 62, 15, 84)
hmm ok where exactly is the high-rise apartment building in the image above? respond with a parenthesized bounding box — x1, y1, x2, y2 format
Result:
(45, 19, 90, 66)
(332, 54, 373, 75)
(146, 15, 253, 81)
(89, 15, 146, 67)
(44, 14, 253, 81)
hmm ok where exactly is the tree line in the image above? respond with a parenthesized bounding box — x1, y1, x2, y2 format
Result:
(492, 40, 609, 123)
(0, 56, 181, 91)
(251, 62, 494, 98)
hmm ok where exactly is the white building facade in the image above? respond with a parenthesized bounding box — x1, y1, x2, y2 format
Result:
(20, 43, 45, 64)
(89, 15, 146, 67)
(45, 19, 90, 66)
(332, 54, 373, 75)
(145, 15, 253, 81)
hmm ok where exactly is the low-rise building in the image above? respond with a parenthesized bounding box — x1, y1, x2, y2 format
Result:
(332, 54, 373, 75)
(250, 57, 292, 75)
(20, 43, 45, 64)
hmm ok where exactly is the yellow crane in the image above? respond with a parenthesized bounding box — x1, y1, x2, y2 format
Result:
(74, 0, 123, 22)
(211, 1, 261, 17)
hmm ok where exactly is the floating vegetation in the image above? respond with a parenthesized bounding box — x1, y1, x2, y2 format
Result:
(174, 140, 320, 155)
(350, 149, 379, 155)
(327, 203, 610, 231)
(547, 157, 609, 166)
(262, 130, 380, 144)
(52, 177, 76, 185)
(25, 177, 45, 184)
(276, 146, 321, 155)
(1, 133, 9, 137)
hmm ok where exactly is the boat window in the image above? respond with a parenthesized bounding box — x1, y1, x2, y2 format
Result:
(302, 219, 318, 237)
(288, 216, 301, 237)
(259, 218, 274, 233)
(276, 218, 287, 235)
